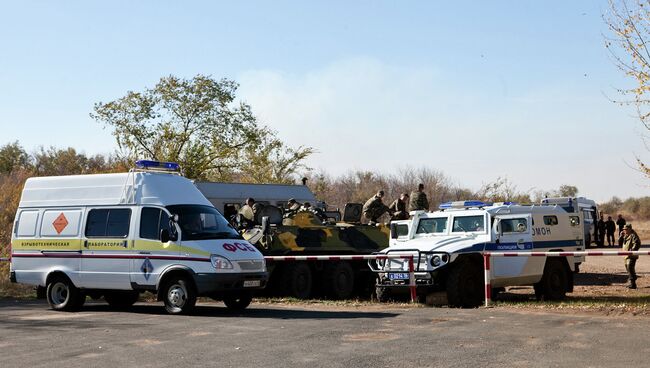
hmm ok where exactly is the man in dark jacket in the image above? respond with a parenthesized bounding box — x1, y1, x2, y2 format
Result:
(597, 217, 606, 247)
(389, 193, 410, 221)
(605, 216, 616, 247)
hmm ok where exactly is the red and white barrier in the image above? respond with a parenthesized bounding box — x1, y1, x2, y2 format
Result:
(265, 254, 417, 302)
(483, 250, 650, 307)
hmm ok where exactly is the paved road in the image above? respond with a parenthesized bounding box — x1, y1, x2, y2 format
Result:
(1, 300, 649, 368)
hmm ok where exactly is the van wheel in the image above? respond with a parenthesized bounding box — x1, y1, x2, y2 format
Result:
(223, 293, 253, 311)
(446, 259, 483, 308)
(282, 263, 312, 299)
(537, 259, 568, 301)
(162, 277, 196, 314)
(104, 291, 140, 309)
(323, 262, 355, 299)
(46, 276, 85, 311)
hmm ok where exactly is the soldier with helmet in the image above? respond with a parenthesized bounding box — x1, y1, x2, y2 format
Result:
(363, 190, 390, 224)
(622, 223, 642, 289)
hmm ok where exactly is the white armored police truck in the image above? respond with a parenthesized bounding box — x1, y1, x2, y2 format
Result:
(10, 160, 268, 314)
(370, 200, 586, 307)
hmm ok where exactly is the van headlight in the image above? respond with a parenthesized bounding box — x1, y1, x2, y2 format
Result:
(211, 255, 233, 270)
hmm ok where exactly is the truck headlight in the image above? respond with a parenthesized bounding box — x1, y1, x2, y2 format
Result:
(430, 255, 441, 267)
(211, 255, 233, 270)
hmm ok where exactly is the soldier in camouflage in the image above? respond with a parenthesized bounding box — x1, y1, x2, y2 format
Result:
(363, 190, 390, 224)
(389, 193, 410, 221)
(622, 224, 641, 289)
(409, 183, 429, 212)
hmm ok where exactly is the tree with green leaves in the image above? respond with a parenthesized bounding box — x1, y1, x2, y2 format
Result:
(605, 0, 650, 177)
(91, 74, 312, 182)
(0, 141, 30, 174)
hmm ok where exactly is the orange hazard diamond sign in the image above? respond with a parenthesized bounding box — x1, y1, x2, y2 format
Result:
(52, 213, 69, 234)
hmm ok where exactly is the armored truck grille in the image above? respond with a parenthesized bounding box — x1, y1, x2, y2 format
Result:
(237, 260, 265, 271)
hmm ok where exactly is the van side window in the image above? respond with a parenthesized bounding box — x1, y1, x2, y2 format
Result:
(85, 209, 131, 238)
(140, 207, 167, 240)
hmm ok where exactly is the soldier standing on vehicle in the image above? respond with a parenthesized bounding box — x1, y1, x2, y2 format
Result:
(409, 183, 429, 212)
(363, 190, 390, 224)
(388, 193, 410, 221)
(616, 214, 627, 246)
(238, 197, 263, 228)
(622, 224, 641, 289)
(605, 216, 616, 247)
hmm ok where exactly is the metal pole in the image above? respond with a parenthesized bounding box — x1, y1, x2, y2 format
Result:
(483, 253, 491, 307)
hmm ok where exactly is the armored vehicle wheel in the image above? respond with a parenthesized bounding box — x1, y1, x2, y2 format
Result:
(46, 276, 85, 312)
(104, 291, 140, 309)
(162, 276, 196, 314)
(323, 261, 355, 299)
(375, 286, 391, 303)
(446, 259, 483, 308)
(536, 259, 568, 301)
(223, 293, 253, 311)
(282, 263, 312, 299)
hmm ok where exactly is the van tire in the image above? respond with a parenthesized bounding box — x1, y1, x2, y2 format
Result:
(282, 263, 312, 299)
(162, 277, 196, 314)
(46, 276, 84, 312)
(446, 259, 483, 308)
(536, 259, 568, 301)
(322, 261, 355, 299)
(104, 291, 140, 309)
(223, 293, 253, 311)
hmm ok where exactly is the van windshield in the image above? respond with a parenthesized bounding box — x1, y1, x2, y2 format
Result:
(167, 205, 241, 241)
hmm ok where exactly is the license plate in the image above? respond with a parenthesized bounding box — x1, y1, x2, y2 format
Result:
(388, 273, 409, 280)
(243, 280, 261, 287)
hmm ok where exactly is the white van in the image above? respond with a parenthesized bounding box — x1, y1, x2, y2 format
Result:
(10, 161, 268, 314)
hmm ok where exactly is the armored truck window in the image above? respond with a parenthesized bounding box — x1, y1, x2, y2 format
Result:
(543, 216, 558, 226)
(140, 207, 168, 240)
(85, 209, 131, 238)
(500, 218, 528, 234)
(452, 215, 484, 232)
(416, 218, 448, 234)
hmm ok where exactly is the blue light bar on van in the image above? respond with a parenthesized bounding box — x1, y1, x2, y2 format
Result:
(439, 200, 487, 210)
(135, 160, 181, 171)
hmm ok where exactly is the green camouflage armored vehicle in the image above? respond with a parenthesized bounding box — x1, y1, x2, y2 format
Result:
(241, 203, 389, 299)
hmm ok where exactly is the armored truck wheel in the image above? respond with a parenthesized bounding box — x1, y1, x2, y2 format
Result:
(323, 261, 355, 299)
(162, 277, 196, 314)
(104, 291, 140, 309)
(223, 293, 253, 311)
(282, 263, 312, 299)
(535, 259, 568, 301)
(446, 258, 483, 308)
(46, 276, 85, 312)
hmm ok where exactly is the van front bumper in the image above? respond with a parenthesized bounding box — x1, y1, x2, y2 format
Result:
(194, 271, 268, 296)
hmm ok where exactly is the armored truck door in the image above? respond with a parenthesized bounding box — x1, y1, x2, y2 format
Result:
(491, 214, 534, 285)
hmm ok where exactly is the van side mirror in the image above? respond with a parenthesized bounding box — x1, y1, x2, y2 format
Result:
(160, 229, 170, 243)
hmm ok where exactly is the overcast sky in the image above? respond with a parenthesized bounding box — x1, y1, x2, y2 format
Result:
(0, 1, 647, 202)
